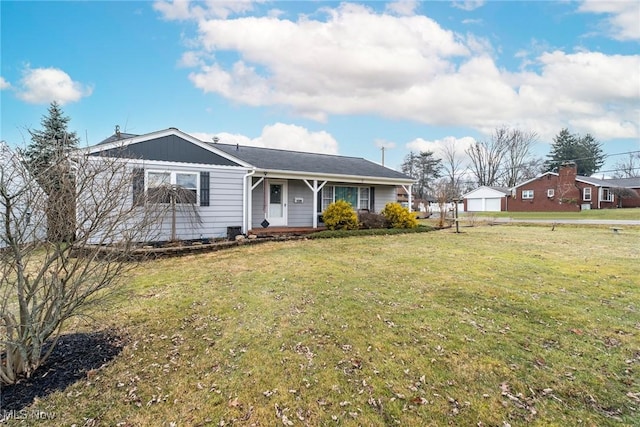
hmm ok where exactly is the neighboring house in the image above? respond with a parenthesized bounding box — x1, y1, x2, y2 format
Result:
(509, 163, 640, 212)
(462, 186, 510, 212)
(87, 127, 414, 241)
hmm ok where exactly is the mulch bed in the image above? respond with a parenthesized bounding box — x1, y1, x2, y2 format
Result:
(1, 330, 125, 411)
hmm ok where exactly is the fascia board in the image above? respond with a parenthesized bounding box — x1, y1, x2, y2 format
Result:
(252, 168, 415, 186)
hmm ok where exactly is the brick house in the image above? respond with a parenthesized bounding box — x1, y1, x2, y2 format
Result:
(509, 163, 640, 212)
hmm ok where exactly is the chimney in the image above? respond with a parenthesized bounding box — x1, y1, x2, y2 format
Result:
(559, 162, 577, 178)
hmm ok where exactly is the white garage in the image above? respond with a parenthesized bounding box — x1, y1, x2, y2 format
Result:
(463, 186, 510, 212)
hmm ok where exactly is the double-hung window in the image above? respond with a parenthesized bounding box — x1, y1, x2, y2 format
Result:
(147, 171, 199, 205)
(522, 190, 534, 199)
(601, 187, 613, 202)
(583, 187, 592, 201)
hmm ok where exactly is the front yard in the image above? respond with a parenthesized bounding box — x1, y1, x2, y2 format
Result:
(4, 225, 639, 426)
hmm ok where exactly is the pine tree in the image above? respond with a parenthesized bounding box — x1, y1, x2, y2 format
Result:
(20, 102, 80, 241)
(21, 101, 80, 179)
(544, 128, 605, 176)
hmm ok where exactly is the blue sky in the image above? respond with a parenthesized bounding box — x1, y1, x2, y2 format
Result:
(1, 0, 639, 175)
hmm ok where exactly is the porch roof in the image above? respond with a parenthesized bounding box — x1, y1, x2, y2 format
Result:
(214, 143, 412, 182)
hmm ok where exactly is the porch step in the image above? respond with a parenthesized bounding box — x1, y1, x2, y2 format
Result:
(248, 226, 325, 237)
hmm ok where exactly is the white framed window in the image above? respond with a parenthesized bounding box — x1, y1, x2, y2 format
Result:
(583, 187, 592, 201)
(359, 187, 370, 210)
(522, 190, 534, 199)
(601, 187, 613, 202)
(547, 189, 555, 198)
(321, 186, 334, 211)
(147, 170, 199, 205)
(322, 185, 371, 210)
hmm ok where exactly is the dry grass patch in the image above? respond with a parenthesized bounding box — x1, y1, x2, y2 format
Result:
(8, 225, 639, 426)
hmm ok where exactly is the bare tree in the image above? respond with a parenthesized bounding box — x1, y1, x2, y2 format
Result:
(146, 184, 202, 242)
(502, 129, 538, 187)
(1, 145, 167, 384)
(433, 178, 454, 228)
(439, 141, 464, 198)
(465, 127, 511, 187)
(612, 152, 640, 178)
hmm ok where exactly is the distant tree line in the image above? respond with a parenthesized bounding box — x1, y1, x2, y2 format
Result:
(400, 126, 611, 203)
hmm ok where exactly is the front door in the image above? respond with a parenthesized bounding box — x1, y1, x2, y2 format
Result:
(267, 180, 287, 226)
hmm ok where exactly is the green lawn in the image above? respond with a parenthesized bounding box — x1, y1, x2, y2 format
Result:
(18, 225, 640, 426)
(462, 207, 640, 220)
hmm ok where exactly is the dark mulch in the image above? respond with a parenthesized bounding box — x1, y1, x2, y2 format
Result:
(1, 330, 125, 411)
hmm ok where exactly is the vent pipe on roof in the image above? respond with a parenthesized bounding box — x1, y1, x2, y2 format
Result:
(115, 125, 121, 140)
(236, 143, 239, 151)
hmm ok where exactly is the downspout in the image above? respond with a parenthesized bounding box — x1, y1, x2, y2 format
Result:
(242, 168, 256, 234)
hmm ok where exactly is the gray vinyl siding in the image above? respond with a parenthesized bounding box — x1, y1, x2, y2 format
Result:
(140, 164, 246, 241)
(286, 181, 314, 227)
(373, 186, 397, 212)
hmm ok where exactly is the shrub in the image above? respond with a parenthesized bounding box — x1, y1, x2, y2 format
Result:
(381, 202, 418, 229)
(358, 211, 389, 229)
(322, 200, 359, 230)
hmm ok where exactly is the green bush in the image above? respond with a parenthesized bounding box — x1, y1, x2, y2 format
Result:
(322, 200, 359, 230)
(381, 202, 418, 229)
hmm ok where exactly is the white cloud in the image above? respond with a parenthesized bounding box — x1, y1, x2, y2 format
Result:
(159, 2, 639, 142)
(0, 77, 10, 90)
(451, 1, 485, 12)
(189, 122, 339, 154)
(385, 0, 419, 17)
(154, 0, 259, 21)
(16, 67, 92, 105)
(578, 0, 640, 41)
(406, 136, 475, 157)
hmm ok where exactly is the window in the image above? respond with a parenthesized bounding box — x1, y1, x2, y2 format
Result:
(583, 187, 591, 201)
(522, 190, 534, 199)
(359, 187, 370, 210)
(547, 189, 555, 198)
(147, 171, 199, 204)
(601, 187, 613, 202)
(321, 186, 334, 211)
(321, 185, 371, 210)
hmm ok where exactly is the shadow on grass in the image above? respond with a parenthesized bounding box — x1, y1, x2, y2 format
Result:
(1, 330, 125, 411)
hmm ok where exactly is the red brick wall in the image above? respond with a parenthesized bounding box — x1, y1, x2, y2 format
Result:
(508, 173, 583, 212)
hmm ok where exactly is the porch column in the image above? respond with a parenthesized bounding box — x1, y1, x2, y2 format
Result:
(303, 179, 327, 228)
(402, 184, 413, 212)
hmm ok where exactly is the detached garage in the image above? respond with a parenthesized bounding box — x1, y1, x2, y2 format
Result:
(463, 186, 510, 212)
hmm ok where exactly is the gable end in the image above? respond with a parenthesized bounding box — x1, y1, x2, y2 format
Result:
(91, 134, 241, 166)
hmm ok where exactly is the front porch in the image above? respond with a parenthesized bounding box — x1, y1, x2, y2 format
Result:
(248, 226, 327, 238)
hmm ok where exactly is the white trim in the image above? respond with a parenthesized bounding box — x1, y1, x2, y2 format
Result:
(267, 180, 288, 226)
(255, 168, 413, 186)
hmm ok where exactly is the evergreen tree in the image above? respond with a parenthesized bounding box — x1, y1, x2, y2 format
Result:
(401, 151, 442, 200)
(21, 101, 80, 179)
(20, 102, 80, 241)
(545, 128, 605, 176)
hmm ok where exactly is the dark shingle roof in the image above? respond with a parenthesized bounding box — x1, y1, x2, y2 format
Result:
(97, 132, 139, 145)
(214, 143, 412, 181)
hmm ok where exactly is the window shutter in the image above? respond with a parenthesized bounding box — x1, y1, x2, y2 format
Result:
(317, 189, 322, 213)
(200, 171, 210, 206)
(132, 168, 145, 206)
(370, 187, 375, 211)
